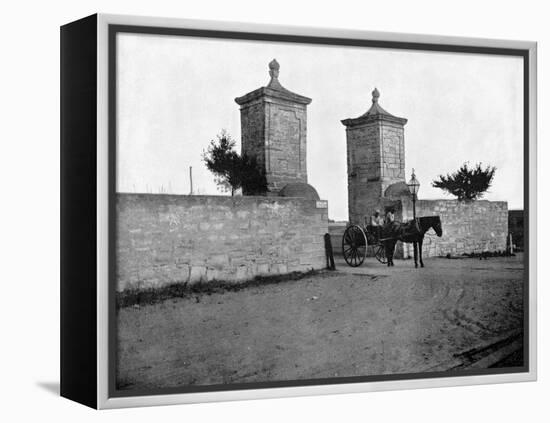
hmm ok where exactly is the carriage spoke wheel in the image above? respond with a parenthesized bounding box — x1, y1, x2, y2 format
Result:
(374, 244, 387, 264)
(342, 225, 367, 267)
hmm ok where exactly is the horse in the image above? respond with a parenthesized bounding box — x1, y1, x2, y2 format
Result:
(382, 216, 443, 268)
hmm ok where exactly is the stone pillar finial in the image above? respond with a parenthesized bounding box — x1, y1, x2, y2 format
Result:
(342, 86, 408, 226)
(269, 59, 280, 80)
(236, 58, 312, 195)
(372, 87, 380, 103)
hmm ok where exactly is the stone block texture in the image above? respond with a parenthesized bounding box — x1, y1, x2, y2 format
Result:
(239, 99, 308, 194)
(345, 121, 406, 224)
(235, 59, 311, 195)
(116, 194, 328, 292)
(400, 199, 509, 258)
(342, 89, 407, 225)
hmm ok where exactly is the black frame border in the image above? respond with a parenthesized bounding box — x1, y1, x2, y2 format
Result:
(107, 23, 531, 399)
(60, 14, 98, 409)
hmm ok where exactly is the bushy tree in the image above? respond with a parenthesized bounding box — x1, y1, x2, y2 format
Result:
(239, 153, 268, 195)
(202, 131, 267, 196)
(432, 162, 496, 201)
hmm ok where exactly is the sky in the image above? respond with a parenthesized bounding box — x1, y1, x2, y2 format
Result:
(116, 32, 524, 221)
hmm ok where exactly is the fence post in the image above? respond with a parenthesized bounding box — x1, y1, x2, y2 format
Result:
(324, 233, 336, 270)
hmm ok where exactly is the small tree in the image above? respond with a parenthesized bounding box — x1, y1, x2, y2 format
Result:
(239, 153, 268, 195)
(432, 162, 496, 201)
(202, 130, 266, 196)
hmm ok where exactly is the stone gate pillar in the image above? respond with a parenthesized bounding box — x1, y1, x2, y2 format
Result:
(342, 88, 408, 224)
(235, 59, 312, 195)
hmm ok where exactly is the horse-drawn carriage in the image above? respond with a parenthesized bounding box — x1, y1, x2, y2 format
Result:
(342, 224, 388, 267)
(342, 216, 443, 268)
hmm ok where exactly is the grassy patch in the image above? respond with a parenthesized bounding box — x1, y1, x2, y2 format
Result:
(442, 251, 516, 259)
(116, 269, 323, 309)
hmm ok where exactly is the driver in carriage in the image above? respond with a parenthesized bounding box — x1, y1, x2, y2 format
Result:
(384, 208, 418, 239)
(384, 208, 401, 237)
(367, 209, 384, 240)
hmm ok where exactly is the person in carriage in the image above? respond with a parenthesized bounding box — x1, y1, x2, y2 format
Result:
(384, 208, 398, 232)
(366, 209, 384, 241)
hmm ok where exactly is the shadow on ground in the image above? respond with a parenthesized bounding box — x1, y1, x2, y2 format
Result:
(36, 381, 60, 396)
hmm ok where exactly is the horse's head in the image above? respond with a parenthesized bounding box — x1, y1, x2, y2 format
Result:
(432, 216, 443, 237)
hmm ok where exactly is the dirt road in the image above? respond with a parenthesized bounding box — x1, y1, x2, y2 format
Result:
(117, 254, 524, 390)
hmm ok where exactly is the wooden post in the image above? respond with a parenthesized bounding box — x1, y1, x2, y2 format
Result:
(324, 233, 336, 270)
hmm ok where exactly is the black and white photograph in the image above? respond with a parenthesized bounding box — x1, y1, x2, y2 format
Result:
(5, 0, 549, 420)
(111, 26, 528, 395)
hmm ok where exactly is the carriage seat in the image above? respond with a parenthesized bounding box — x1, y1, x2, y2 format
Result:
(380, 219, 420, 240)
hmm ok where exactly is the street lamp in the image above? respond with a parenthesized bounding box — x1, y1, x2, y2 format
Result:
(407, 169, 420, 219)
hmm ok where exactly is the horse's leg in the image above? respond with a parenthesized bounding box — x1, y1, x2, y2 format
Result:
(391, 241, 396, 266)
(383, 242, 389, 267)
(419, 237, 424, 268)
(413, 242, 418, 268)
(386, 241, 394, 267)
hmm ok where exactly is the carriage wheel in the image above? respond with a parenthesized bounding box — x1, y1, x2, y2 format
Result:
(374, 244, 387, 264)
(342, 225, 367, 267)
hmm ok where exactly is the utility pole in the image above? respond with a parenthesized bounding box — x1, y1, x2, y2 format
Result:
(189, 166, 194, 195)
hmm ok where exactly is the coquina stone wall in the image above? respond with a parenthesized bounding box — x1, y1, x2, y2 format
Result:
(399, 198, 508, 258)
(116, 194, 328, 292)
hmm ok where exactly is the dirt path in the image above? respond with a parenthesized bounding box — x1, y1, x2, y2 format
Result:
(117, 254, 524, 390)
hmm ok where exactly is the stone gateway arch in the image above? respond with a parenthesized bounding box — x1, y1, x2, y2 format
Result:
(114, 58, 509, 295)
(233, 59, 508, 260)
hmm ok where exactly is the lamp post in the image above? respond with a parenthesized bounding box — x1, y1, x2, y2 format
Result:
(407, 169, 420, 219)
